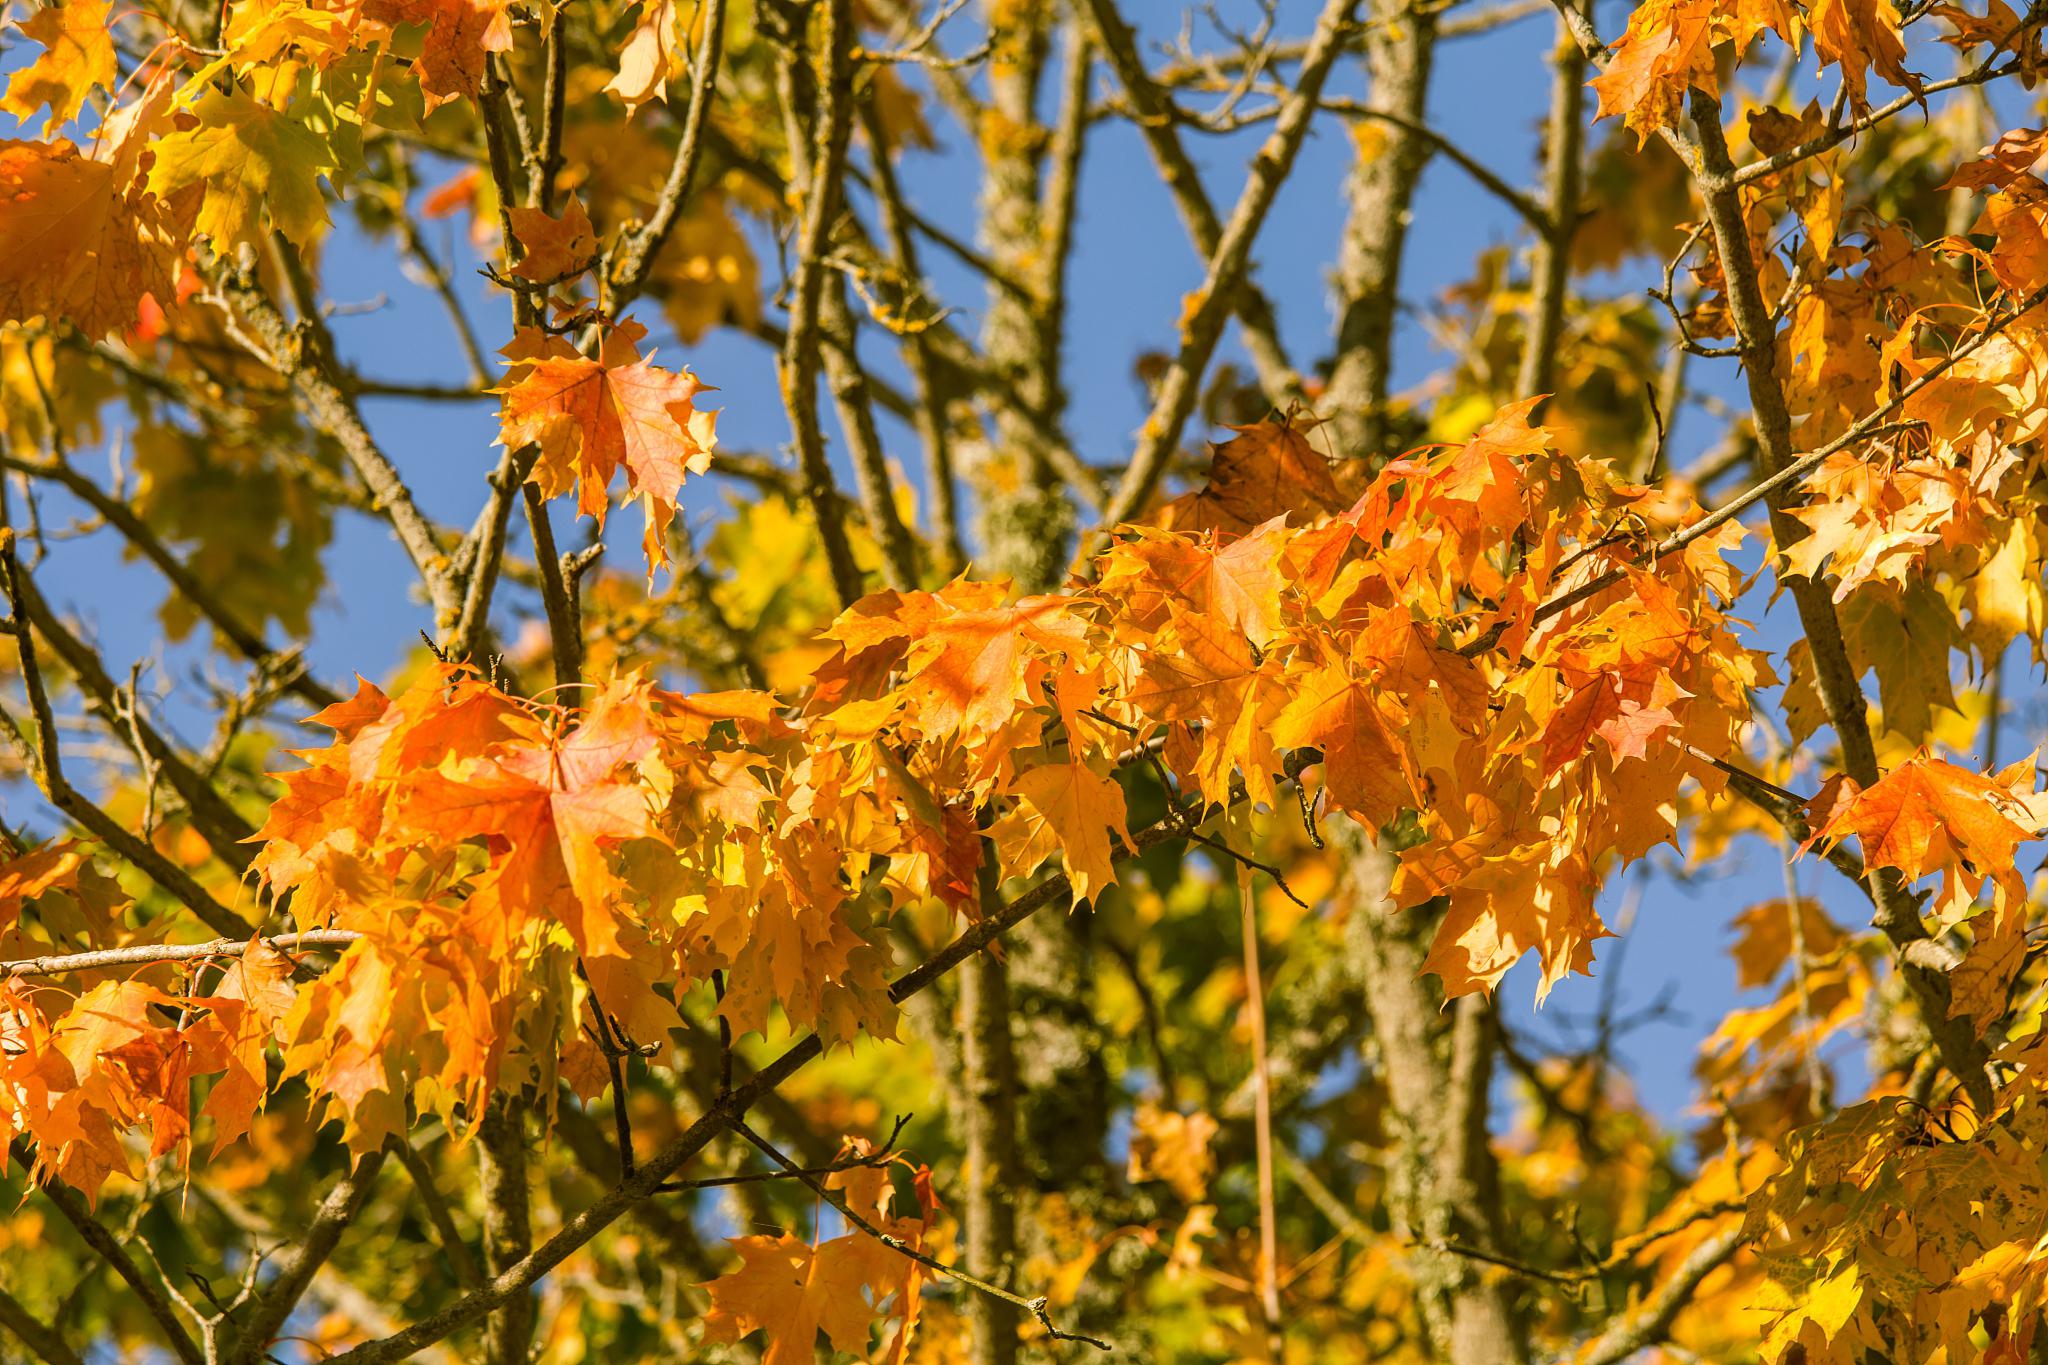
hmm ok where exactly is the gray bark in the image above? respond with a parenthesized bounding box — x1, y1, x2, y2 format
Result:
(1325, 0, 1438, 459)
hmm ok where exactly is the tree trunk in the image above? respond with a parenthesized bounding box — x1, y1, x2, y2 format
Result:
(1325, 0, 1437, 459)
(1339, 827, 1529, 1364)
(477, 1097, 534, 1365)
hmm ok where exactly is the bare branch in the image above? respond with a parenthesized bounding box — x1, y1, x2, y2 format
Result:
(476, 1097, 534, 1365)
(1514, 0, 1586, 397)
(8, 563, 259, 871)
(1090, 0, 1362, 541)
(858, 99, 967, 569)
(0, 540, 252, 940)
(389, 1138, 486, 1290)
(0, 455, 340, 710)
(3, 930, 360, 978)
(523, 485, 583, 686)
(1081, 0, 1309, 412)
(1731, 60, 2021, 187)
(9, 1141, 204, 1365)
(775, 0, 868, 605)
(0, 1285, 84, 1365)
(225, 1149, 387, 1365)
(1574, 1226, 1745, 1365)
(1687, 86, 1990, 1107)
(213, 262, 461, 627)
(610, 0, 732, 310)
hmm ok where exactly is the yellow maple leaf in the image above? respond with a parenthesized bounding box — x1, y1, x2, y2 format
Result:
(0, 0, 115, 133)
(145, 89, 338, 248)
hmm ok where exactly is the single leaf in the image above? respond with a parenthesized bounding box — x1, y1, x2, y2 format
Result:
(606, 0, 681, 116)
(146, 89, 338, 248)
(1153, 419, 1347, 535)
(702, 1232, 903, 1365)
(1808, 753, 2044, 926)
(362, 0, 512, 110)
(497, 320, 717, 573)
(0, 0, 116, 132)
(507, 196, 597, 282)
(0, 138, 177, 337)
(1008, 760, 1128, 905)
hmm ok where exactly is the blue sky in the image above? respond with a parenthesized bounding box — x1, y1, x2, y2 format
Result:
(5, 1, 2034, 1126)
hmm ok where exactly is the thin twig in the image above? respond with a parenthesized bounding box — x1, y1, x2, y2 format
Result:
(1088, 0, 1362, 546)
(730, 1118, 1112, 1351)
(9, 1141, 204, 1365)
(775, 0, 866, 605)
(3, 930, 361, 978)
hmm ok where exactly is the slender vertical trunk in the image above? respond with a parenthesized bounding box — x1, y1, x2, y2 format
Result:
(1515, 0, 1586, 400)
(1321, 15, 1525, 1360)
(1686, 89, 1992, 1108)
(1341, 831, 1529, 1364)
(972, 0, 1071, 589)
(477, 1097, 534, 1365)
(1325, 0, 1437, 458)
(960, 10, 1113, 1355)
(962, 941, 1021, 1365)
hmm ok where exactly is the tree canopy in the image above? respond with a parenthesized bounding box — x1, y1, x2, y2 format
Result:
(1, 1, 2047, 1363)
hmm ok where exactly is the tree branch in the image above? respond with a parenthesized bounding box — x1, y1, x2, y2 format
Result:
(1514, 0, 1585, 397)
(213, 263, 461, 627)
(776, 0, 867, 605)
(730, 1117, 1110, 1351)
(0, 540, 252, 940)
(316, 809, 1198, 1364)
(1685, 87, 1991, 1110)
(1090, 0, 1361, 540)
(9, 1141, 204, 1365)
(1081, 0, 1309, 411)
(225, 1149, 386, 1365)
(0, 455, 340, 710)
(0, 1286, 84, 1365)
(476, 1097, 534, 1365)
(2, 930, 361, 978)
(10, 560, 261, 870)
(858, 98, 967, 569)
(609, 0, 731, 311)
(1730, 61, 2021, 188)
(1574, 1225, 1744, 1365)
(389, 1138, 485, 1290)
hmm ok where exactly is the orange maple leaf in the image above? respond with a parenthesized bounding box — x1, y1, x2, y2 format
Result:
(1807, 753, 2046, 926)
(497, 320, 716, 573)
(507, 196, 598, 283)
(401, 678, 662, 959)
(1006, 759, 1129, 905)
(0, 0, 115, 132)
(1152, 419, 1347, 535)
(361, 0, 512, 111)
(0, 138, 179, 338)
(702, 1231, 905, 1365)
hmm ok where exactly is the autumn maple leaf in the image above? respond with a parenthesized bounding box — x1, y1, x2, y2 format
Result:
(1005, 759, 1130, 905)
(0, 138, 178, 338)
(1152, 419, 1347, 535)
(607, 0, 684, 117)
(702, 1232, 904, 1365)
(497, 320, 717, 574)
(145, 89, 338, 249)
(361, 0, 513, 111)
(398, 678, 662, 959)
(0, 0, 115, 133)
(507, 196, 598, 283)
(1807, 753, 2048, 927)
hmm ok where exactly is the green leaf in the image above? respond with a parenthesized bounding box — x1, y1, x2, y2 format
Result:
(146, 88, 338, 248)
